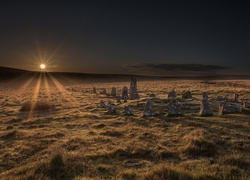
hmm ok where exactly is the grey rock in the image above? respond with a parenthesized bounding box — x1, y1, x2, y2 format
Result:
(124, 106, 134, 115)
(100, 100, 107, 108)
(143, 99, 156, 116)
(216, 96, 224, 101)
(232, 93, 239, 102)
(182, 91, 192, 99)
(116, 95, 121, 103)
(111, 87, 116, 96)
(166, 98, 183, 116)
(122, 86, 128, 100)
(168, 89, 176, 98)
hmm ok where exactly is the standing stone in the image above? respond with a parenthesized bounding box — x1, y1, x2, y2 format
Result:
(166, 98, 183, 116)
(243, 101, 250, 108)
(107, 99, 112, 106)
(168, 89, 176, 98)
(116, 95, 121, 103)
(122, 86, 128, 100)
(102, 88, 107, 94)
(232, 93, 239, 102)
(123, 96, 127, 103)
(111, 87, 116, 96)
(107, 105, 116, 114)
(216, 96, 224, 101)
(224, 95, 229, 102)
(124, 106, 134, 115)
(100, 100, 106, 108)
(199, 97, 213, 116)
(182, 91, 192, 99)
(143, 99, 156, 116)
(219, 103, 242, 115)
(203, 92, 209, 99)
(130, 77, 139, 100)
(93, 87, 97, 93)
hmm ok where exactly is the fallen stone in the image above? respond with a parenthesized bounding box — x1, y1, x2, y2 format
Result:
(219, 103, 242, 115)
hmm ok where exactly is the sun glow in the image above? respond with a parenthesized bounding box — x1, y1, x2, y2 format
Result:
(40, 64, 46, 70)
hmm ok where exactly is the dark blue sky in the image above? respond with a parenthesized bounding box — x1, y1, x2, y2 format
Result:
(0, 1, 249, 74)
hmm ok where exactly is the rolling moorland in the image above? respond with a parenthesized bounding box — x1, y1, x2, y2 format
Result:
(0, 69, 250, 179)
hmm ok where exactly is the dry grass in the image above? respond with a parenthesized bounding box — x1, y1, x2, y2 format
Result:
(0, 77, 250, 179)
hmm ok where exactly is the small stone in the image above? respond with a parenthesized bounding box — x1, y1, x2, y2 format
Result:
(216, 96, 224, 101)
(182, 91, 192, 99)
(100, 100, 106, 108)
(168, 89, 176, 98)
(116, 95, 121, 103)
(102, 89, 107, 94)
(203, 92, 209, 99)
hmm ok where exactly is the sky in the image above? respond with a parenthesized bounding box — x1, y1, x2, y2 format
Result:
(0, 1, 250, 75)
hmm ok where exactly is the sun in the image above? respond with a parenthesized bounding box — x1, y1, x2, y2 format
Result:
(40, 64, 46, 70)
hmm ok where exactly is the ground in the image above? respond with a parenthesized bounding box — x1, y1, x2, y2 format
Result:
(0, 74, 250, 179)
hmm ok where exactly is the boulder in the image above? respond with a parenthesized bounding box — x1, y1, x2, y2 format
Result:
(199, 97, 213, 116)
(166, 98, 183, 116)
(129, 77, 139, 100)
(219, 103, 242, 115)
(143, 99, 156, 116)
(111, 87, 116, 96)
(182, 91, 192, 99)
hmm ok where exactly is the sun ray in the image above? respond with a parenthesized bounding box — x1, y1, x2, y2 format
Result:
(48, 73, 83, 114)
(28, 73, 42, 119)
(43, 73, 52, 102)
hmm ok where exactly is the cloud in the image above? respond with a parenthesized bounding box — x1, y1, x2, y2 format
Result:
(123, 63, 231, 75)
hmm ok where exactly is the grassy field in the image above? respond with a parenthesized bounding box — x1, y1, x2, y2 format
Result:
(0, 74, 250, 179)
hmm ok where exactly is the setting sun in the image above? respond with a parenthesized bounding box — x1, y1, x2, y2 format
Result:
(40, 64, 46, 70)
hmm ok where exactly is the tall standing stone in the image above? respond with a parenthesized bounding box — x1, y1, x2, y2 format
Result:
(130, 77, 139, 100)
(199, 97, 213, 116)
(111, 87, 116, 96)
(122, 86, 128, 100)
(143, 99, 156, 116)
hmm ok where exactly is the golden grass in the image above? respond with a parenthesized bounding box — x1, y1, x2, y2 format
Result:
(0, 77, 250, 179)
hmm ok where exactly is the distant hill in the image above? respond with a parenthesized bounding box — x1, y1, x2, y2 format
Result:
(0, 66, 250, 80)
(0, 66, 28, 73)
